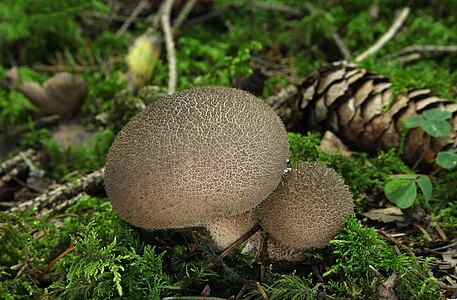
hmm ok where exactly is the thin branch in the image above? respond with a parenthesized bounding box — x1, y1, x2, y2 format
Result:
(172, 0, 198, 34)
(0, 149, 36, 174)
(265, 84, 298, 109)
(207, 224, 261, 269)
(40, 245, 77, 276)
(304, 3, 352, 61)
(7, 169, 104, 214)
(332, 32, 352, 60)
(384, 44, 457, 60)
(256, 282, 269, 300)
(116, 0, 150, 36)
(355, 7, 410, 62)
(253, 1, 303, 16)
(162, 296, 226, 300)
(19, 151, 44, 178)
(161, 0, 177, 95)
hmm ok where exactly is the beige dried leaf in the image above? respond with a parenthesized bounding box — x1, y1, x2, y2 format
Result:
(4, 68, 88, 118)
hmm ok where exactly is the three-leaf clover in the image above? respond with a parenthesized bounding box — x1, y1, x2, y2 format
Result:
(436, 150, 457, 169)
(405, 108, 452, 137)
(384, 175, 432, 209)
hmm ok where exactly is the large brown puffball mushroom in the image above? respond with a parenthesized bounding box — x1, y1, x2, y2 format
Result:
(260, 162, 353, 260)
(104, 86, 289, 249)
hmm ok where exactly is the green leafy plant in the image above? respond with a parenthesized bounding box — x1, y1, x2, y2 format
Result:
(405, 108, 452, 137)
(436, 150, 457, 169)
(384, 108, 452, 208)
(384, 175, 432, 208)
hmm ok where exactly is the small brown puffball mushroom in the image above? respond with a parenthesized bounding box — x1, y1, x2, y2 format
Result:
(260, 162, 353, 259)
(104, 86, 289, 248)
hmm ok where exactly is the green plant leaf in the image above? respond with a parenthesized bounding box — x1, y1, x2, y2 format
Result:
(404, 115, 423, 128)
(388, 174, 418, 180)
(384, 179, 417, 209)
(416, 176, 432, 201)
(422, 119, 451, 137)
(436, 151, 457, 169)
(423, 108, 452, 121)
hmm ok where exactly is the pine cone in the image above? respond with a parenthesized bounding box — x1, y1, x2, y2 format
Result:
(296, 61, 457, 166)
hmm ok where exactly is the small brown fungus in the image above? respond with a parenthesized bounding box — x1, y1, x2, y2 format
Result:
(260, 162, 354, 260)
(104, 86, 289, 249)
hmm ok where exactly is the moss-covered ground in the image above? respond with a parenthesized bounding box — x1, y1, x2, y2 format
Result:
(0, 1, 456, 299)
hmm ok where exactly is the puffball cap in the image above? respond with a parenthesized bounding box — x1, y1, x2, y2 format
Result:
(261, 162, 354, 250)
(104, 86, 289, 229)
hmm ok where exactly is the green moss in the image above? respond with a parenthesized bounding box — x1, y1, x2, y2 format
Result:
(288, 132, 411, 206)
(324, 216, 440, 299)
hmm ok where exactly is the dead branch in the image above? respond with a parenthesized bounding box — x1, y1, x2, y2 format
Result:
(332, 32, 352, 60)
(7, 168, 104, 214)
(162, 297, 228, 300)
(172, 0, 199, 34)
(253, 1, 303, 16)
(265, 84, 298, 109)
(0, 167, 21, 190)
(116, 0, 150, 36)
(18, 151, 44, 178)
(304, 3, 352, 61)
(161, 0, 177, 95)
(37, 193, 85, 218)
(0, 149, 36, 174)
(256, 282, 269, 300)
(355, 7, 410, 62)
(384, 44, 457, 61)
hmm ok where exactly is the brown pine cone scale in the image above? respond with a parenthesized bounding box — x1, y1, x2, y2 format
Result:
(297, 61, 456, 166)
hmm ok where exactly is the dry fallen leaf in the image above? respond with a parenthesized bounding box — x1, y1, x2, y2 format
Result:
(2, 67, 88, 118)
(362, 207, 405, 223)
(378, 270, 398, 300)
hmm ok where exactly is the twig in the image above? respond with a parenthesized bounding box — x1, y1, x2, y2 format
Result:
(207, 224, 261, 268)
(431, 221, 448, 241)
(253, 1, 303, 16)
(408, 266, 457, 291)
(183, 10, 222, 27)
(413, 223, 432, 242)
(0, 167, 23, 190)
(116, 0, 150, 36)
(265, 85, 298, 109)
(162, 296, 226, 300)
(303, 3, 352, 61)
(384, 45, 457, 60)
(256, 282, 269, 300)
(432, 241, 457, 252)
(172, 0, 198, 34)
(37, 193, 86, 218)
(235, 283, 250, 300)
(19, 151, 44, 178)
(0, 149, 36, 174)
(332, 32, 352, 60)
(161, 0, 177, 95)
(7, 168, 104, 214)
(218, 224, 260, 260)
(355, 7, 410, 62)
(40, 245, 77, 277)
